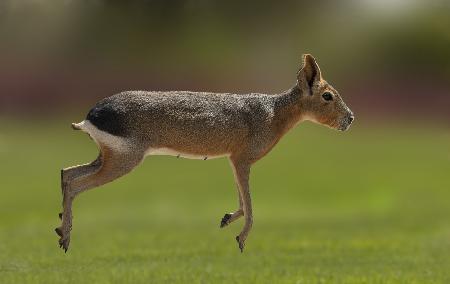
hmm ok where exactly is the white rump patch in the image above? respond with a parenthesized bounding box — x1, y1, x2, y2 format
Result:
(75, 120, 130, 152)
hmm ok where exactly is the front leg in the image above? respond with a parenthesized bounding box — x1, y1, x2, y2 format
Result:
(229, 156, 252, 252)
(220, 209, 243, 228)
(220, 178, 244, 228)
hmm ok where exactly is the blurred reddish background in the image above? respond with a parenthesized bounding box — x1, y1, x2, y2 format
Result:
(1, 0, 449, 122)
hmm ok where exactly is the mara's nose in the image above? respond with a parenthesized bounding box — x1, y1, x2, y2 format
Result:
(348, 115, 354, 123)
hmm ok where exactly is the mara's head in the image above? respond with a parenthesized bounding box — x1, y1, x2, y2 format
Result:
(297, 54, 354, 131)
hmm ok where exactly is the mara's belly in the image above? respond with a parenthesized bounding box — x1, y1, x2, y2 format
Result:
(145, 147, 229, 160)
(77, 120, 232, 160)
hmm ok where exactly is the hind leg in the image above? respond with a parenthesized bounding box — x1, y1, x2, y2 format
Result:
(61, 157, 102, 189)
(56, 156, 103, 251)
(58, 155, 102, 219)
(56, 146, 144, 252)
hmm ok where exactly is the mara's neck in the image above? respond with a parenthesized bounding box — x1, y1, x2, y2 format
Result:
(272, 84, 307, 135)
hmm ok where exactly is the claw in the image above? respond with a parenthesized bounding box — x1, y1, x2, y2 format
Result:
(58, 236, 70, 252)
(236, 235, 244, 253)
(220, 213, 232, 228)
(56, 226, 71, 252)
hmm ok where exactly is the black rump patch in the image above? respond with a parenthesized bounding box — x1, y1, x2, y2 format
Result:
(86, 102, 128, 137)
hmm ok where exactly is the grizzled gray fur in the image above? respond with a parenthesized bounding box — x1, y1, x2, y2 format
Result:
(55, 54, 354, 253)
(87, 89, 292, 160)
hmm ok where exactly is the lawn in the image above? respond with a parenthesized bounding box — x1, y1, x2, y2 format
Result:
(0, 119, 449, 283)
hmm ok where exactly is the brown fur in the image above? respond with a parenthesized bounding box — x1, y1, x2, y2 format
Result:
(56, 54, 354, 252)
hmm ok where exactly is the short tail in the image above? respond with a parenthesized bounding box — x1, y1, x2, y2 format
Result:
(71, 121, 85, 130)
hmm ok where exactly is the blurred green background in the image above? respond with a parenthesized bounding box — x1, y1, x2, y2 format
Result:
(0, 1, 449, 283)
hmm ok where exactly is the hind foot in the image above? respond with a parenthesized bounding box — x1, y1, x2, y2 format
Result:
(55, 211, 72, 253)
(55, 226, 71, 253)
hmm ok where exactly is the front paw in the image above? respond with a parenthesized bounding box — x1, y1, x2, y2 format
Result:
(220, 213, 232, 228)
(236, 235, 245, 253)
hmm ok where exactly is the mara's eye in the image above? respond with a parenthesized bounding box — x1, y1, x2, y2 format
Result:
(322, 92, 333, 101)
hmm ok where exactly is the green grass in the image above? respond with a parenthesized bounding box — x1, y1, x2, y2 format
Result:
(0, 119, 449, 283)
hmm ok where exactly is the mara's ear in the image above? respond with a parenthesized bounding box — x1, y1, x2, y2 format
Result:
(297, 54, 322, 91)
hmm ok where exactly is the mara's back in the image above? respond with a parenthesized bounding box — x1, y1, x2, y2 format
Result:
(86, 90, 276, 156)
(56, 54, 354, 253)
